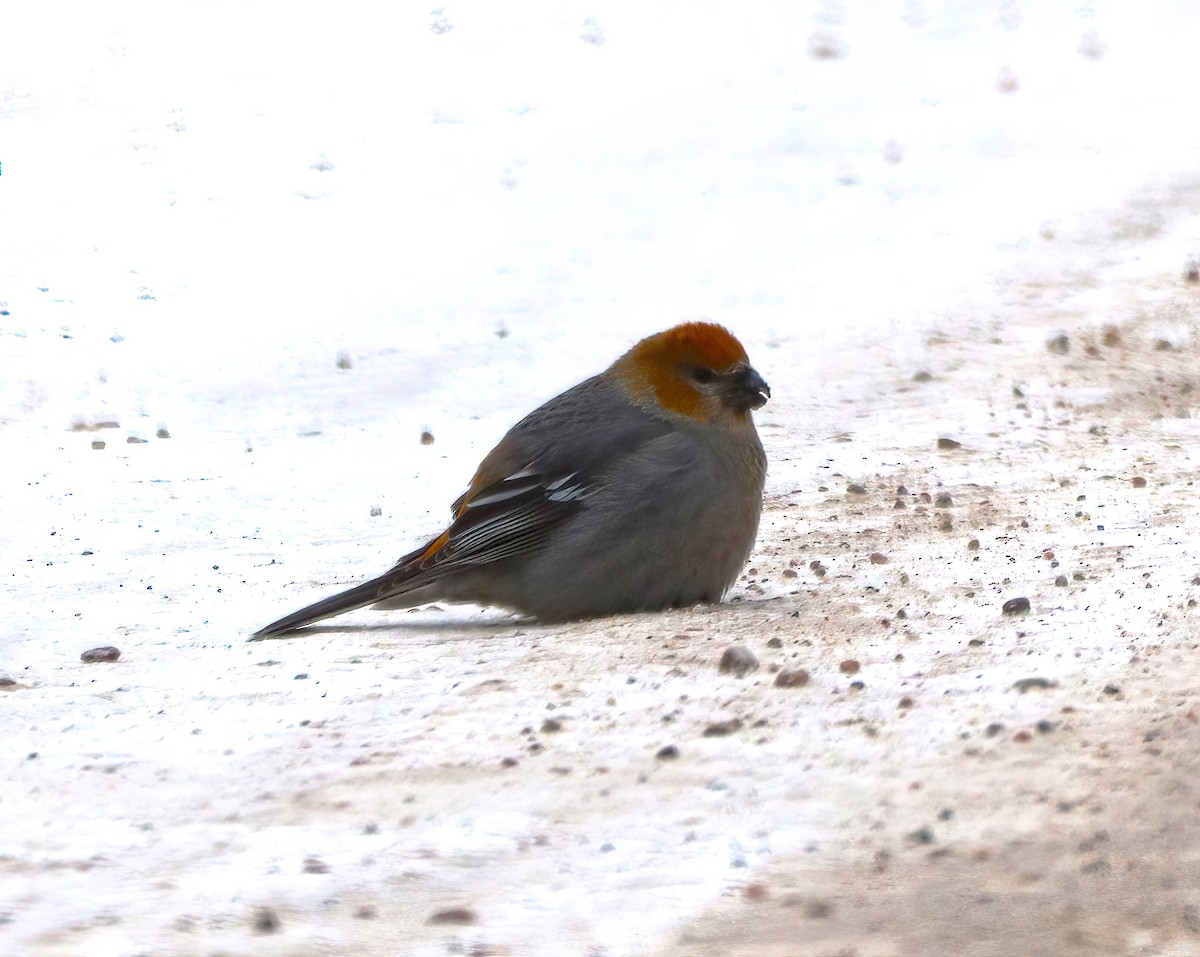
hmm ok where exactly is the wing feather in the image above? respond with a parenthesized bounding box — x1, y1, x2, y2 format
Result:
(410, 376, 674, 579)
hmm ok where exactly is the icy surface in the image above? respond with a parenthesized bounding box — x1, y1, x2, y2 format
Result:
(3, 2, 1200, 955)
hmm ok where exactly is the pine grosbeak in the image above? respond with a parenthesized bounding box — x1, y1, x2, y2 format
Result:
(252, 322, 769, 638)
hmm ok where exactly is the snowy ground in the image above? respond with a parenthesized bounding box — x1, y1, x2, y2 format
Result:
(4, 3, 1200, 956)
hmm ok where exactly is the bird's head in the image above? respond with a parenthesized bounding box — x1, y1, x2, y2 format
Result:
(610, 322, 770, 426)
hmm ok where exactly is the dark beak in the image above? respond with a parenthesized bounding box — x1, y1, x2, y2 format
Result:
(731, 365, 770, 410)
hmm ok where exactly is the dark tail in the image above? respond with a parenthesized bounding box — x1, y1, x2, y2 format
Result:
(250, 576, 395, 640)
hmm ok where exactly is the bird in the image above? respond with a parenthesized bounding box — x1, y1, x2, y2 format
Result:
(251, 321, 769, 639)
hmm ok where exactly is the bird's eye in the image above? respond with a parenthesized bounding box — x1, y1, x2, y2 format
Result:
(690, 367, 717, 384)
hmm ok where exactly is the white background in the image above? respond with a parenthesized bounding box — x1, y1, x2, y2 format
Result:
(4, 3, 1200, 955)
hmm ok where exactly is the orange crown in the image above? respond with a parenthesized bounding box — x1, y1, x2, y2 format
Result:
(613, 322, 754, 420)
(632, 321, 749, 371)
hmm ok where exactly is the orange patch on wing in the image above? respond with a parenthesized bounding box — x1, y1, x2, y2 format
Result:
(455, 467, 500, 517)
(416, 528, 452, 564)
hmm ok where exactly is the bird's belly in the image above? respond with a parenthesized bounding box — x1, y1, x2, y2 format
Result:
(507, 484, 761, 620)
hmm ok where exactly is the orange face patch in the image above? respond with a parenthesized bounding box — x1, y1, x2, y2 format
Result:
(615, 322, 752, 420)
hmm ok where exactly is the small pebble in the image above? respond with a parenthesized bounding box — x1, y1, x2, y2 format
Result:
(336, 351, 352, 369)
(703, 718, 744, 737)
(91, 440, 106, 450)
(934, 493, 954, 508)
(936, 437, 962, 450)
(427, 907, 478, 925)
(906, 826, 935, 845)
(81, 646, 121, 663)
(838, 659, 860, 675)
(718, 645, 759, 677)
(156, 427, 171, 439)
(420, 429, 435, 445)
(967, 538, 980, 550)
(540, 718, 563, 733)
(898, 696, 914, 709)
(1055, 575, 1068, 587)
(369, 504, 382, 517)
(1013, 677, 1058, 693)
(1046, 333, 1070, 354)
(766, 636, 783, 648)
(846, 483, 868, 496)
(869, 552, 889, 564)
(1002, 596, 1031, 615)
(656, 745, 680, 760)
(774, 669, 810, 688)
(1131, 476, 1147, 488)
(252, 907, 281, 934)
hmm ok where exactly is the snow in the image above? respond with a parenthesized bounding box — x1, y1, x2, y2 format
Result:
(3, 2, 1200, 955)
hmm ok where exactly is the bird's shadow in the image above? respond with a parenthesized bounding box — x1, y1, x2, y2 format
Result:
(246, 614, 530, 642)
(245, 594, 787, 641)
